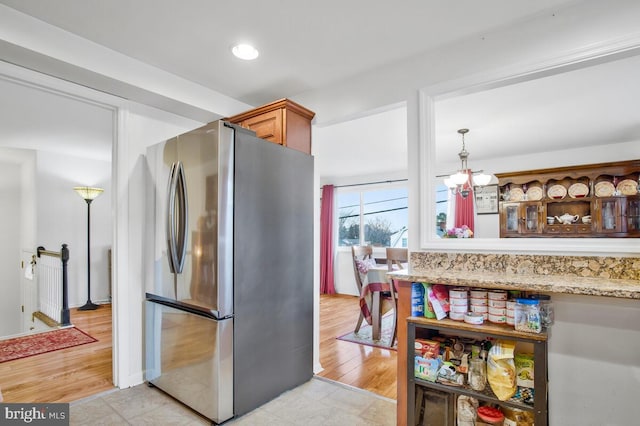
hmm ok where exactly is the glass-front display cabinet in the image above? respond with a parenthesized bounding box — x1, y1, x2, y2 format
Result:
(497, 160, 639, 238)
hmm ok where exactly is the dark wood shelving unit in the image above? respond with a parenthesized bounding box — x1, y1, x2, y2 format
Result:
(406, 316, 548, 426)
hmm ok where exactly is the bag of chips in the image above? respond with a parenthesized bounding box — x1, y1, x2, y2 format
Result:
(486, 340, 517, 401)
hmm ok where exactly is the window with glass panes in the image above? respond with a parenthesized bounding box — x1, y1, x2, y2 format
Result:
(337, 186, 408, 247)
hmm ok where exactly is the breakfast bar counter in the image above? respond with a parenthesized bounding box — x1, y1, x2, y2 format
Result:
(388, 269, 640, 299)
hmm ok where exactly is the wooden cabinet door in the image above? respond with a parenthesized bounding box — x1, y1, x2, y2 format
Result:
(241, 109, 283, 144)
(500, 202, 543, 236)
(500, 203, 521, 236)
(594, 198, 624, 233)
(521, 202, 544, 234)
(624, 196, 640, 234)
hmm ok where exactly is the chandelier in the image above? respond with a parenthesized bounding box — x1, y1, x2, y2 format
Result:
(443, 129, 492, 198)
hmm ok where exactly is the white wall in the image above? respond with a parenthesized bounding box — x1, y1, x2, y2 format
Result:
(36, 151, 112, 307)
(0, 148, 36, 337)
(314, 105, 407, 184)
(296, 1, 640, 126)
(0, 160, 23, 336)
(112, 101, 203, 387)
(548, 294, 640, 424)
(334, 250, 358, 296)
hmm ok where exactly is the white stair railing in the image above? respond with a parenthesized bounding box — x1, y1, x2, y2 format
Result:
(36, 245, 71, 326)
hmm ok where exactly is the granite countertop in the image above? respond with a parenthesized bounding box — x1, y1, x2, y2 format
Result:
(388, 269, 640, 299)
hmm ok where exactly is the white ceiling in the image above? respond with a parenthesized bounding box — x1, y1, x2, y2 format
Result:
(0, 0, 577, 106)
(0, 77, 113, 161)
(435, 53, 640, 165)
(315, 106, 407, 182)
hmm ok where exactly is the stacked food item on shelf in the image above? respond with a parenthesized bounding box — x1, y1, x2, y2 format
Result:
(411, 283, 554, 332)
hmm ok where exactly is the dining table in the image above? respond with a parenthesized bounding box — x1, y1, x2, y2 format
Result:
(358, 263, 406, 341)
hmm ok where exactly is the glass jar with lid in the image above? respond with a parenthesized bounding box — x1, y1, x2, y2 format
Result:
(528, 294, 553, 327)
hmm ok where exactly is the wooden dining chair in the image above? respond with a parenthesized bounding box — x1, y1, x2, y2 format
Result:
(386, 247, 408, 347)
(351, 245, 373, 333)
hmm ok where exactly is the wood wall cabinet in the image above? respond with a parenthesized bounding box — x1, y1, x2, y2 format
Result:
(496, 160, 640, 238)
(225, 98, 315, 154)
(500, 202, 544, 236)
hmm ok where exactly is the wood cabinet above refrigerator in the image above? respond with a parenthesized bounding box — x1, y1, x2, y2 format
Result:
(225, 98, 315, 154)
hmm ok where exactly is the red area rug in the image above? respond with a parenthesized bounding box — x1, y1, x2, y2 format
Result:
(337, 314, 397, 350)
(0, 327, 97, 363)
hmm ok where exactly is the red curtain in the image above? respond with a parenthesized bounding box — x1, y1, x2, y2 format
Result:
(320, 185, 336, 294)
(454, 170, 475, 233)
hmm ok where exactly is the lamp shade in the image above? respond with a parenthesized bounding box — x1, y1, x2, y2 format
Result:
(472, 173, 492, 186)
(443, 177, 457, 189)
(74, 186, 104, 201)
(451, 171, 469, 186)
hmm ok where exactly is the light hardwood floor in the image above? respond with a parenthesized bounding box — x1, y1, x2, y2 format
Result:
(0, 304, 114, 403)
(0, 295, 396, 403)
(317, 294, 397, 400)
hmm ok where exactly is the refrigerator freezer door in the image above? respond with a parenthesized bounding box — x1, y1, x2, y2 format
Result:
(145, 299, 233, 423)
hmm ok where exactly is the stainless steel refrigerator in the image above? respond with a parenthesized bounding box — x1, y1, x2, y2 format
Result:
(143, 120, 313, 424)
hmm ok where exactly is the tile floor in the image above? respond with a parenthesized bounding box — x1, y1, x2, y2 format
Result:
(70, 377, 397, 425)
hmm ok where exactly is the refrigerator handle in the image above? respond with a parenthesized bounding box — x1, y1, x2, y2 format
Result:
(166, 161, 188, 274)
(174, 161, 189, 273)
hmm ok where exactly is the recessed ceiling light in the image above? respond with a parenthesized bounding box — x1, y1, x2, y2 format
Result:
(231, 43, 259, 60)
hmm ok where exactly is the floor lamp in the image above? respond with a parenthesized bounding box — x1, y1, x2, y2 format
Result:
(74, 186, 104, 311)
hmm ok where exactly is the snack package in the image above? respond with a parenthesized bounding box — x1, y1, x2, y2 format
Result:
(514, 386, 535, 405)
(427, 285, 447, 320)
(431, 284, 451, 312)
(422, 284, 436, 319)
(514, 353, 535, 388)
(457, 395, 478, 425)
(415, 356, 441, 382)
(410, 282, 426, 317)
(415, 339, 440, 359)
(503, 406, 535, 425)
(437, 361, 464, 386)
(486, 340, 517, 401)
(448, 352, 470, 374)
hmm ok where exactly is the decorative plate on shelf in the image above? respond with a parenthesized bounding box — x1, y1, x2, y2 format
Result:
(547, 184, 567, 200)
(509, 187, 525, 202)
(525, 186, 543, 201)
(594, 181, 615, 197)
(568, 182, 589, 198)
(616, 179, 638, 195)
